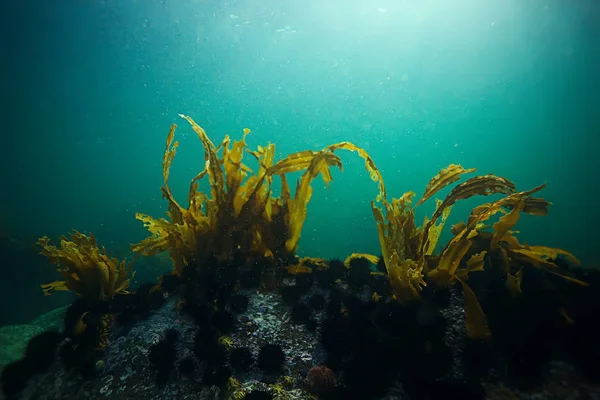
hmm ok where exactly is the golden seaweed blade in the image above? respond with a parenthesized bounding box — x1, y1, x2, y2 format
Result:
(426, 175, 517, 233)
(371, 200, 428, 302)
(38, 231, 134, 301)
(425, 223, 493, 339)
(499, 233, 586, 287)
(457, 275, 491, 340)
(284, 257, 329, 274)
(422, 199, 453, 257)
(131, 211, 201, 275)
(343, 253, 380, 268)
(278, 150, 343, 254)
(417, 164, 476, 206)
(325, 142, 387, 202)
(369, 167, 519, 312)
(465, 183, 547, 231)
(464, 182, 585, 285)
(502, 196, 551, 216)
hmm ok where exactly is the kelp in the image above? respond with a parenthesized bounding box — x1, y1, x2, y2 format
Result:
(425, 180, 586, 339)
(284, 257, 329, 274)
(423, 174, 517, 243)
(324, 142, 386, 202)
(131, 115, 382, 278)
(33, 113, 586, 345)
(495, 234, 586, 287)
(415, 176, 530, 338)
(31, 110, 587, 348)
(368, 166, 483, 305)
(417, 164, 476, 206)
(365, 164, 585, 339)
(371, 192, 428, 302)
(423, 175, 523, 288)
(458, 275, 490, 339)
(281, 151, 343, 254)
(460, 183, 583, 287)
(343, 253, 380, 268)
(38, 230, 135, 301)
(133, 116, 310, 272)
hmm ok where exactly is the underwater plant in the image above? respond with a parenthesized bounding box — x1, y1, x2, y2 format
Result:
(21, 115, 596, 400)
(368, 165, 586, 339)
(131, 115, 332, 273)
(366, 166, 469, 307)
(38, 230, 135, 301)
(131, 115, 383, 279)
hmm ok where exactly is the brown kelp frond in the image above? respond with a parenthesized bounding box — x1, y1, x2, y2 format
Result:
(428, 228, 478, 286)
(500, 233, 586, 287)
(458, 275, 491, 339)
(460, 182, 583, 287)
(266, 140, 385, 255)
(161, 124, 186, 223)
(132, 119, 258, 271)
(503, 196, 552, 216)
(283, 150, 343, 254)
(38, 231, 135, 301)
(285, 257, 329, 274)
(417, 164, 476, 206)
(422, 198, 453, 257)
(381, 191, 419, 260)
(325, 142, 386, 202)
(131, 212, 199, 274)
(424, 174, 517, 244)
(267, 150, 324, 175)
(343, 253, 380, 268)
(465, 183, 546, 229)
(178, 114, 227, 207)
(371, 190, 429, 303)
(431, 228, 493, 339)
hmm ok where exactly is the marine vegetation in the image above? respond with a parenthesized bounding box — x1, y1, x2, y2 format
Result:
(36, 118, 585, 341)
(25, 115, 597, 400)
(368, 164, 586, 339)
(37, 230, 135, 301)
(130, 114, 383, 279)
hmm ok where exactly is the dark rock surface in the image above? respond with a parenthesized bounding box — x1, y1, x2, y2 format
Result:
(2, 286, 599, 400)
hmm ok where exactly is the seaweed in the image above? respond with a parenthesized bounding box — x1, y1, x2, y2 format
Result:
(417, 164, 477, 206)
(131, 116, 385, 290)
(38, 230, 135, 301)
(34, 115, 587, 357)
(423, 176, 585, 339)
(364, 165, 586, 340)
(131, 116, 352, 276)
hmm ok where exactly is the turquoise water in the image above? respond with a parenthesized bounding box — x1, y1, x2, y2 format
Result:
(1, 0, 598, 323)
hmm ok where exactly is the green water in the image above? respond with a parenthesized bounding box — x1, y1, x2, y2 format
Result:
(1, 0, 598, 324)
